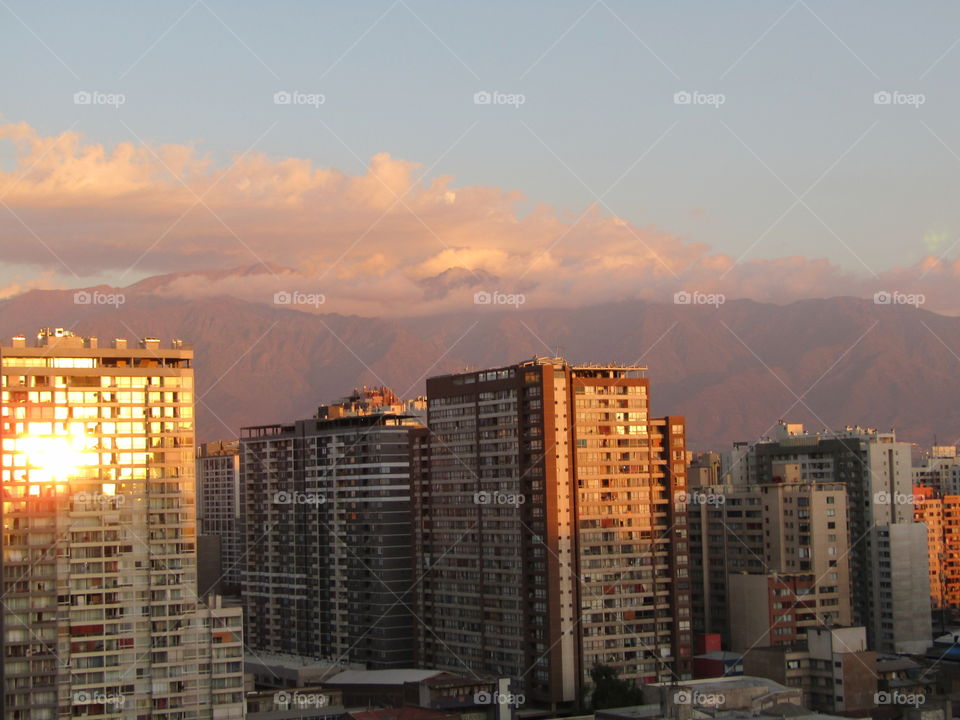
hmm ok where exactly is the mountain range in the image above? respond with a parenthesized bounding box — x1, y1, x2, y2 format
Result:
(2, 271, 957, 451)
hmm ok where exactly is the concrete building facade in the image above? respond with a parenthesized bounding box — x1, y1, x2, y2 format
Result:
(742, 627, 877, 714)
(196, 440, 241, 594)
(240, 410, 420, 668)
(0, 328, 245, 719)
(412, 357, 691, 710)
(688, 465, 851, 650)
(914, 486, 960, 615)
(745, 423, 931, 654)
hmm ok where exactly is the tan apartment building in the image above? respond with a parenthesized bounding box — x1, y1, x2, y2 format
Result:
(914, 485, 960, 615)
(743, 627, 877, 715)
(0, 328, 245, 719)
(747, 423, 931, 654)
(689, 462, 851, 651)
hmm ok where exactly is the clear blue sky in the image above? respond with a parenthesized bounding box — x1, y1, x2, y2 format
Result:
(3, 0, 960, 281)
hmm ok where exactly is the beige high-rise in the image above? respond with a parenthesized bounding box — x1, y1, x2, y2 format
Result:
(0, 329, 244, 719)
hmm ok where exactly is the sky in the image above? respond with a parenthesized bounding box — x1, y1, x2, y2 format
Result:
(3, 1, 960, 315)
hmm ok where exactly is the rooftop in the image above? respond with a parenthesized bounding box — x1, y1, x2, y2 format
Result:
(348, 708, 459, 720)
(431, 356, 648, 381)
(2, 328, 191, 354)
(756, 421, 897, 446)
(244, 652, 353, 671)
(325, 669, 449, 686)
(593, 705, 662, 720)
(694, 651, 744, 662)
(876, 656, 922, 673)
(241, 412, 421, 438)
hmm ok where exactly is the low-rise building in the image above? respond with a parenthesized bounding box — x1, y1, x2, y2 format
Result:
(742, 627, 876, 715)
(642, 676, 803, 713)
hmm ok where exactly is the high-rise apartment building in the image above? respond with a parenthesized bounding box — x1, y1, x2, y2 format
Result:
(412, 357, 690, 711)
(196, 440, 241, 594)
(240, 405, 421, 668)
(913, 485, 960, 616)
(688, 462, 852, 650)
(742, 423, 931, 653)
(0, 329, 245, 719)
(914, 446, 960, 494)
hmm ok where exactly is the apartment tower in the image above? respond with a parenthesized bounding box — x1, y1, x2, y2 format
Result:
(746, 423, 931, 653)
(0, 329, 244, 719)
(240, 406, 421, 668)
(196, 440, 242, 594)
(688, 462, 852, 650)
(412, 357, 690, 710)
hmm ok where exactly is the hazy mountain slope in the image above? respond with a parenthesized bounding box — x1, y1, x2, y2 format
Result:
(1, 288, 957, 450)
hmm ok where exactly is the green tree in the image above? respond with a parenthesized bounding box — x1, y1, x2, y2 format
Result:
(589, 664, 645, 710)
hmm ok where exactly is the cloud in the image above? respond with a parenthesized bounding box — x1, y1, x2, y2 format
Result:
(1, 121, 958, 316)
(0, 269, 62, 299)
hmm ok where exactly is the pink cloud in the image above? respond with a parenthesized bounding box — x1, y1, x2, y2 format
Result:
(1, 121, 958, 316)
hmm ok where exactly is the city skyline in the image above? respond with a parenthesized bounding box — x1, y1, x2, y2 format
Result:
(4, 2, 960, 717)
(3, 326, 960, 717)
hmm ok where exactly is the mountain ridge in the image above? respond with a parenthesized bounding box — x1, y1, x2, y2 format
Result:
(1, 286, 957, 450)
